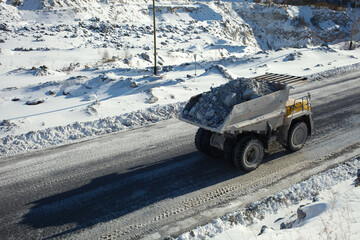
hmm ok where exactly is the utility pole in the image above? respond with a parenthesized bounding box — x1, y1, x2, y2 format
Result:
(350, 0, 358, 50)
(152, 0, 158, 75)
(194, 54, 197, 76)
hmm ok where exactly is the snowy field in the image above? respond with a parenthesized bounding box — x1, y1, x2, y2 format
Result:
(1, 0, 360, 156)
(177, 156, 360, 240)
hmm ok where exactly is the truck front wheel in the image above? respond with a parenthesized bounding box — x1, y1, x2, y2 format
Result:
(233, 137, 264, 172)
(286, 121, 308, 152)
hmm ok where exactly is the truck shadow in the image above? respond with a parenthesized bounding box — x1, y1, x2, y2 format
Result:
(19, 152, 239, 238)
(263, 142, 289, 163)
(19, 148, 287, 239)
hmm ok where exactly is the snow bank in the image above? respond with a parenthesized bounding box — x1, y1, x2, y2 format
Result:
(306, 62, 360, 82)
(177, 156, 360, 240)
(0, 102, 184, 157)
(182, 77, 278, 128)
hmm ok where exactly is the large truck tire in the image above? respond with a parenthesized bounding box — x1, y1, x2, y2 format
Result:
(223, 138, 235, 165)
(286, 121, 308, 152)
(201, 129, 213, 155)
(195, 128, 222, 157)
(233, 137, 264, 172)
(195, 128, 205, 152)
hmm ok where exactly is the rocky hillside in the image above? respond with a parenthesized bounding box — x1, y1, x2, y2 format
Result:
(1, 0, 355, 52)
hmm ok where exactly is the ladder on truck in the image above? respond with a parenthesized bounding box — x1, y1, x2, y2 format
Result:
(253, 73, 308, 87)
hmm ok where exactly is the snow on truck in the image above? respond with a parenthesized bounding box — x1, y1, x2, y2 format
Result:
(179, 73, 313, 172)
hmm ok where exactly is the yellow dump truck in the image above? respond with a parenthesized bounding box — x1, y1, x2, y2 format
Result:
(179, 73, 313, 172)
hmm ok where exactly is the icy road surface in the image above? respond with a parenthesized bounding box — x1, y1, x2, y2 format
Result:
(0, 72, 360, 239)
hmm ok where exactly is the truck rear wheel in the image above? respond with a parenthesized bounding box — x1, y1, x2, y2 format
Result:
(286, 121, 308, 152)
(224, 138, 235, 165)
(195, 128, 205, 152)
(233, 137, 264, 172)
(195, 128, 222, 157)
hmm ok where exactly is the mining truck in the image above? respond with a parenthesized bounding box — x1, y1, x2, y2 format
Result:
(179, 73, 313, 172)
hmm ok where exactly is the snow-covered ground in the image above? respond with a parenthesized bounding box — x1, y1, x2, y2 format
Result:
(177, 156, 360, 240)
(1, 0, 360, 156)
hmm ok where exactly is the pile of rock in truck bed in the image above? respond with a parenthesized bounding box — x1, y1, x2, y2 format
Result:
(182, 77, 279, 128)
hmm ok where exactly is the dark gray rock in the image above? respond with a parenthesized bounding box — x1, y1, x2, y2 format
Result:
(26, 99, 44, 105)
(258, 225, 268, 235)
(297, 207, 306, 222)
(280, 221, 293, 230)
(140, 52, 151, 62)
(0, 119, 17, 132)
(163, 66, 174, 72)
(129, 81, 138, 88)
(147, 89, 158, 104)
(0, 23, 10, 31)
(7, 0, 23, 7)
(355, 169, 360, 187)
(283, 53, 296, 61)
(47, 90, 56, 96)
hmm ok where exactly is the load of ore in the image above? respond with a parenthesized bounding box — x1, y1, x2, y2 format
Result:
(182, 77, 279, 128)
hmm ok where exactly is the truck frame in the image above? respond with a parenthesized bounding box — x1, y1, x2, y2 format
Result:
(179, 73, 313, 172)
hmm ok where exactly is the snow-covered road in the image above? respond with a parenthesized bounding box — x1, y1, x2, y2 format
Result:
(0, 72, 360, 239)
